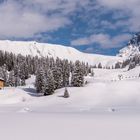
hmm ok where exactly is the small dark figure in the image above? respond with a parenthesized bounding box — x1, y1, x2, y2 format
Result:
(64, 87, 70, 98)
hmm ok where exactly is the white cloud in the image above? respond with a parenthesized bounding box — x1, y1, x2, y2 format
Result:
(71, 33, 131, 48)
(0, 0, 91, 38)
(100, 21, 116, 30)
(71, 37, 90, 46)
(97, 0, 140, 32)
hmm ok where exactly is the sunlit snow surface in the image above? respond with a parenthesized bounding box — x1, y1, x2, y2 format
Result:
(1, 67, 140, 140)
(0, 40, 122, 66)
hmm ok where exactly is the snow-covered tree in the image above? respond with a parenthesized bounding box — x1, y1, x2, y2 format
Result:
(0, 67, 4, 86)
(44, 69, 55, 95)
(71, 60, 84, 87)
(63, 87, 69, 98)
(14, 65, 21, 87)
(91, 69, 94, 77)
(35, 67, 46, 93)
(1, 65, 8, 86)
(128, 61, 136, 70)
(115, 62, 121, 69)
(52, 66, 63, 89)
(98, 63, 102, 69)
(62, 59, 70, 87)
(8, 70, 15, 87)
(0, 51, 4, 67)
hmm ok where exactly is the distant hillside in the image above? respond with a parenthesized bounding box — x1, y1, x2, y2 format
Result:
(0, 40, 121, 67)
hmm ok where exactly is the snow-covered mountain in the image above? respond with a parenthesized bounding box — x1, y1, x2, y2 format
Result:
(118, 33, 140, 58)
(0, 40, 121, 66)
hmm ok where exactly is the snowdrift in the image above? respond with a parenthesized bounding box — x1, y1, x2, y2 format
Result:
(0, 88, 31, 105)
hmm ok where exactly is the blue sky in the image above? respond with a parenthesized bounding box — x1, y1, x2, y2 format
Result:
(0, 0, 139, 55)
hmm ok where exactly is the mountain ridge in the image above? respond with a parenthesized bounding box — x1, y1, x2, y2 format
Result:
(0, 40, 121, 66)
(118, 33, 140, 58)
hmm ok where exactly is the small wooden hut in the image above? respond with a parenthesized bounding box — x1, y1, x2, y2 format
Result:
(0, 78, 5, 89)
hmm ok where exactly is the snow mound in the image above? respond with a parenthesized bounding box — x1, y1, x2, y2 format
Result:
(0, 88, 31, 105)
(18, 107, 32, 113)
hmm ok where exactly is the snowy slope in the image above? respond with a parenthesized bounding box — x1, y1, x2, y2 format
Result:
(0, 40, 121, 66)
(0, 67, 140, 108)
(118, 33, 140, 58)
(118, 44, 140, 58)
(0, 67, 140, 140)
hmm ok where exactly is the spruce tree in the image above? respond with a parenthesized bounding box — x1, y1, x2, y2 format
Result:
(35, 67, 46, 93)
(91, 69, 94, 77)
(62, 59, 70, 87)
(0, 67, 4, 80)
(52, 66, 63, 89)
(8, 70, 15, 87)
(128, 62, 136, 70)
(44, 69, 55, 95)
(1, 65, 8, 86)
(64, 87, 69, 98)
(14, 65, 21, 87)
(98, 63, 102, 69)
(115, 62, 121, 69)
(71, 60, 84, 87)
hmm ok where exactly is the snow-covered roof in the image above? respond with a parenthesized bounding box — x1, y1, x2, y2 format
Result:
(0, 78, 4, 81)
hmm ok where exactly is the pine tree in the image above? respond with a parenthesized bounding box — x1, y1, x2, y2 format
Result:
(0, 51, 4, 67)
(14, 65, 21, 87)
(15, 76, 21, 87)
(69, 61, 74, 72)
(19, 61, 29, 86)
(128, 61, 136, 70)
(62, 59, 70, 87)
(35, 67, 46, 93)
(71, 60, 84, 87)
(98, 63, 102, 69)
(115, 62, 121, 69)
(1, 65, 8, 86)
(0, 67, 4, 80)
(63, 87, 69, 98)
(8, 70, 15, 87)
(44, 69, 55, 95)
(91, 69, 94, 77)
(5, 52, 14, 71)
(52, 66, 63, 89)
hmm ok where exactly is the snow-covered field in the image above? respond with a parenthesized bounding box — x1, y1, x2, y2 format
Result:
(0, 67, 140, 140)
(1, 113, 140, 140)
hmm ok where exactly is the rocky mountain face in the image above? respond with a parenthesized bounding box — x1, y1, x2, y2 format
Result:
(117, 33, 140, 70)
(118, 33, 140, 58)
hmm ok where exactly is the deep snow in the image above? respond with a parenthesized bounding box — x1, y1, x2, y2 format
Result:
(0, 67, 140, 140)
(0, 113, 140, 140)
(1, 67, 140, 108)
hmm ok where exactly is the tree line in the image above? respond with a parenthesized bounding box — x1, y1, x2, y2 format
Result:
(0, 50, 92, 95)
(114, 54, 140, 70)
